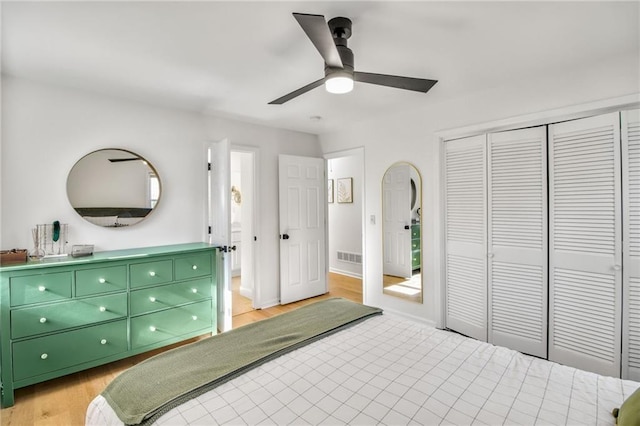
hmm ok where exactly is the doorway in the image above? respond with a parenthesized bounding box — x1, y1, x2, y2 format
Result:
(324, 148, 365, 301)
(207, 142, 258, 331)
(230, 148, 257, 320)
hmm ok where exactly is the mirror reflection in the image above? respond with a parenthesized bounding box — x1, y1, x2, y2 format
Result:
(382, 162, 422, 303)
(67, 149, 161, 227)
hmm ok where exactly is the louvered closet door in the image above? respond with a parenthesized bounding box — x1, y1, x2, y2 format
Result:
(445, 135, 487, 341)
(549, 112, 622, 377)
(622, 109, 640, 380)
(488, 127, 548, 358)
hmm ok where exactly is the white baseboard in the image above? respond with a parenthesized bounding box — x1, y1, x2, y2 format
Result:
(329, 268, 362, 279)
(239, 286, 252, 299)
(254, 298, 279, 310)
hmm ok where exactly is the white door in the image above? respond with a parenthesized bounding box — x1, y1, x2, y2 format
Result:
(444, 134, 488, 341)
(279, 155, 327, 304)
(488, 127, 548, 358)
(549, 112, 622, 377)
(383, 163, 412, 278)
(208, 139, 232, 332)
(622, 109, 640, 380)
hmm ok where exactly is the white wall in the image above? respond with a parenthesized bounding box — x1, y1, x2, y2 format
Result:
(328, 156, 363, 277)
(1, 76, 320, 308)
(319, 54, 640, 325)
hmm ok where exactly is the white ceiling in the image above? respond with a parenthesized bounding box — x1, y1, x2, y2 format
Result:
(2, 1, 638, 135)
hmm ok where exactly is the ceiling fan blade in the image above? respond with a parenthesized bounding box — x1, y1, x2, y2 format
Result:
(109, 158, 140, 162)
(269, 78, 326, 105)
(293, 13, 343, 69)
(354, 72, 438, 93)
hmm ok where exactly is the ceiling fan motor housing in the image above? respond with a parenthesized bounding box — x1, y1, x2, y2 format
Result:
(268, 12, 437, 104)
(326, 17, 354, 79)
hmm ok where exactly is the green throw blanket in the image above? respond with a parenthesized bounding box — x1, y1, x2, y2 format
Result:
(101, 298, 382, 425)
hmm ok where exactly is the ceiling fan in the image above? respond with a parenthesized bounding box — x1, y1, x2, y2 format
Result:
(269, 13, 438, 105)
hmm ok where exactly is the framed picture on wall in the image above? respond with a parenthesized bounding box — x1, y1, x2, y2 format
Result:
(337, 177, 353, 203)
(328, 179, 334, 203)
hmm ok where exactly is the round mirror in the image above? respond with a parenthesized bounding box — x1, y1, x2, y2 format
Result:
(67, 149, 161, 227)
(382, 162, 422, 303)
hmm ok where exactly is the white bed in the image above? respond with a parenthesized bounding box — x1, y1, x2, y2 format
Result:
(86, 312, 638, 425)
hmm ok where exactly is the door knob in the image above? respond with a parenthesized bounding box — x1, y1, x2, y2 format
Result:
(404, 225, 410, 230)
(282, 234, 290, 240)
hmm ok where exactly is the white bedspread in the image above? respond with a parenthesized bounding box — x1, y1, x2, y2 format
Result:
(86, 313, 638, 425)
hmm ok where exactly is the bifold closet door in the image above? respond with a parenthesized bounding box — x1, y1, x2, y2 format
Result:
(488, 127, 548, 358)
(444, 135, 487, 341)
(549, 112, 622, 377)
(622, 109, 640, 380)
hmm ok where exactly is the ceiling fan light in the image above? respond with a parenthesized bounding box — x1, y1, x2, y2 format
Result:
(325, 76, 353, 94)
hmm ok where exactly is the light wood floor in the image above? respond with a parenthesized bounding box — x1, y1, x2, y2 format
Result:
(0, 273, 362, 426)
(382, 272, 423, 303)
(231, 276, 253, 317)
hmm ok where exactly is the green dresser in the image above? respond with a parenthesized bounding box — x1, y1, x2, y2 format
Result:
(0, 243, 218, 407)
(411, 223, 421, 271)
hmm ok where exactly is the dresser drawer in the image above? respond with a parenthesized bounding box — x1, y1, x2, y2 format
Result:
(11, 293, 128, 339)
(411, 225, 420, 239)
(130, 278, 213, 316)
(12, 320, 127, 381)
(76, 265, 127, 296)
(131, 300, 212, 349)
(175, 253, 212, 281)
(130, 259, 173, 288)
(10, 272, 72, 307)
(412, 252, 421, 268)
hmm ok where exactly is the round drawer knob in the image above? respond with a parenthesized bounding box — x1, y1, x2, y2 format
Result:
(39, 317, 47, 324)
(191, 288, 198, 294)
(192, 315, 198, 321)
(192, 265, 198, 270)
(38, 285, 46, 292)
(149, 271, 156, 277)
(149, 296, 156, 302)
(100, 339, 107, 345)
(98, 278, 106, 284)
(149, 326, 157, 332)
(40, 353, 48, 360)
(99, 306, 107, 312)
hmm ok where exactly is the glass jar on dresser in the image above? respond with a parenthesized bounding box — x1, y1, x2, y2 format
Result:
(0, 243, 218, 407)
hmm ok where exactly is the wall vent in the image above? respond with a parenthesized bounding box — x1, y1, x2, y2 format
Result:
(337, 251, 362, 264)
